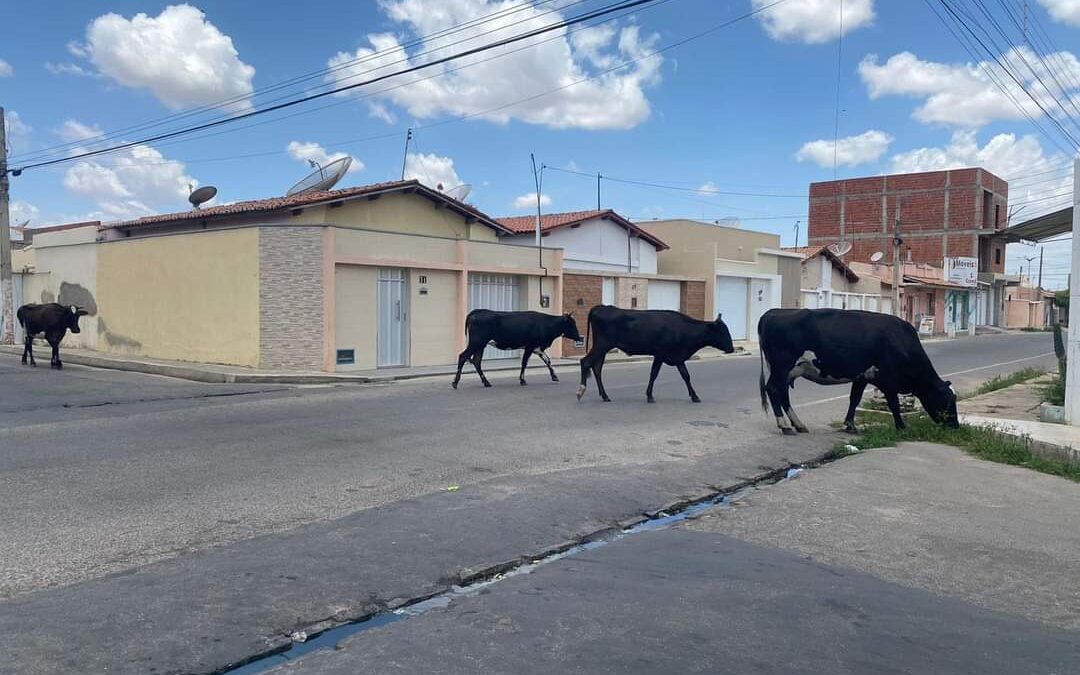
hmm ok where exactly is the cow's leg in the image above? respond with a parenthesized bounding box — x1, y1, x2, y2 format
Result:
(766, 370, 797, 436)
(535, 349, 558, 382)
(471, 353, 492, 388)
(48, 336, 62, 369)
(843, 380, 868, 433)
(451, 347, 473, 389)
(645, 357, 663, 403)
(22, 332, 34, 366)
(883, 389, 906, 430)
(577, 351, 594, 400)
(518, 349, 532, 386)
(593, 353, 611, 402)
(675, 362, 701, 403)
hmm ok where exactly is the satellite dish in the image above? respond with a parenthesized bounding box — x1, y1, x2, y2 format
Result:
(444, 183, 472, 202)
(188, 185, 218, 209)
(286, 156, 352, 196)
(870, 251, 884, 263)
(828, 240, 853, 257)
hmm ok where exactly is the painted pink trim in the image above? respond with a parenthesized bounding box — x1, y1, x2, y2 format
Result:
(322, 228, 336, 372)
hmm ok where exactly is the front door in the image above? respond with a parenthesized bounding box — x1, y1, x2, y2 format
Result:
(715, 276, 748, 340)
(377, 268, 408, 367)
(749, 278, 772, 338)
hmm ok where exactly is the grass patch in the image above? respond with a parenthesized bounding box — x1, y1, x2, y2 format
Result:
(1020, 326, 1052, 332)
(836, 414, 1080, 482)
(968, 367, 1046, 397)
(1040, 369, 1065, 406)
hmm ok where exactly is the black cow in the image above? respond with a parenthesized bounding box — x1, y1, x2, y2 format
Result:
(577, 306, 735, 403)
(17, 303, 90, 369)
(452, 309, 582, 388)
(758, 308, 958, 435)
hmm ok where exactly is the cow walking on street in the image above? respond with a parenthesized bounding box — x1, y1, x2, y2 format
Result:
(577, 306, 735, 403)
(17, 303, 90, 370)
(452, 310, 581, 389)
(758, 308, 958, 435)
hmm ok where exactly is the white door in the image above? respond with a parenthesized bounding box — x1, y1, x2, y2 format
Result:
(715, 276, 748, 340)
(602, 277, 615, 306)
(377, 268, 408, 367)
(749, 278, 773, 338)
(469, 272, 521, 360)
(647, 280, 681, 311)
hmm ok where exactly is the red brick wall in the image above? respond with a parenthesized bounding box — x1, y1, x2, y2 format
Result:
(563, 274, 602, 356)
(681, 281, 705, 320)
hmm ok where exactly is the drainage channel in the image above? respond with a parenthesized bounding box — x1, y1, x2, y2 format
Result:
(221, 464, 814, 675)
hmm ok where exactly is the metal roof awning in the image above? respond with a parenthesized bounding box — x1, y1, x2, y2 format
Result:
(1002, 206, 1072, 243)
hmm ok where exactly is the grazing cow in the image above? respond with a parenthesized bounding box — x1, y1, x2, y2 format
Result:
(576, 306, 735, 403)
(17, 303, 89, 369)
(452, 309, 582, 389)
(758, 308, 958, 435)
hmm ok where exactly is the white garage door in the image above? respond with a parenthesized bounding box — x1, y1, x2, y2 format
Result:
(715, 276, 748, 340)
(469, 272, 522, 360)
(647, 280, 681, 311)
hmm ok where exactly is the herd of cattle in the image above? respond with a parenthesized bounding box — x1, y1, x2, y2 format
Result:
(18, 300, 959, 434)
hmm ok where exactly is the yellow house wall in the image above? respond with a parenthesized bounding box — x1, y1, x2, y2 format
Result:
(97, 229, 260, 366)
(327, 193, 499, 242)
(17, 227, 101, 349)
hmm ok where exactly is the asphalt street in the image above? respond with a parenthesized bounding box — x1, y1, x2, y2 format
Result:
(0, 331, 1059, 674)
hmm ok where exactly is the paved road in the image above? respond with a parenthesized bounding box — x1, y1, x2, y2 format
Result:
(0, 332, 1057, 674)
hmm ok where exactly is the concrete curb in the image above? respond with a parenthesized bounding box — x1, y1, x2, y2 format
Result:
(1, 345, 756, 385)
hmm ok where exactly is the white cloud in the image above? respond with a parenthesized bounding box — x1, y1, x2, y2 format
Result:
(753, 0, 875, 44)
(513, 192, 551, 209)
(0, 59, 13, 77)
(45, 62, 92, 77)
(891, 130, 1071, 218)
(796, 129, 893, 167)
(56, 119, 104, 142)
(859, 48, 1080, 128)
(4, 110, 32, 153)
(697, 181, 719, 197)
(404, 152, 462, 190)
(81, 4, 255, 110)
(326, 0, 663, 130)
(286, 141, 363, 173)
(63, 143, 198, 220)
(368, 102, 397, 125)
(1037, 0, 1080, 26)
(10, 201, 40, 225)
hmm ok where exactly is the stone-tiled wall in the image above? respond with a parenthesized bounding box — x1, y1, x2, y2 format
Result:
(259, 227, 325, 370)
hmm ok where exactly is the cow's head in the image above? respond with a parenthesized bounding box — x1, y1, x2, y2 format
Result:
(560, 312, 582, 342)
(709, 314, 735, 353)
(67, 306, 90, 333)
(920, 379, 959, 428)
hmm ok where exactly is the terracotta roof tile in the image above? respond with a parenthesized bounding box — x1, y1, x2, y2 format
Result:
(495, 209, 668, 250)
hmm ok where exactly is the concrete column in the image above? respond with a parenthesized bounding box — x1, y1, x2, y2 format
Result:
(1066, 159, 1080, 424)
(456, 240, 468, 355)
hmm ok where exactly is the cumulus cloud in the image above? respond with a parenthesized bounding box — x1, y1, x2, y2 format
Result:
(4, 110, 32, 153)
(286, 141, 363, 173)
(796, 129, 893, 167)
(697, 181, 720, 197)
(45, 61, 92, 77)
(56, 119, 104, 142)
(0, 59, 12, 77)
(891, 130, 1071, 217)
(513, 192, 551, 210)
(859, 48, 1080, 128)
(63, 143, 198, 220)
(10, 201, 39, 225)
(404, 152, 463, 190)
(326, 0, 663, 130)
(78, 4, 255, 110)
(753, 0, 875, 43)
(1037, 0, 1080, 26)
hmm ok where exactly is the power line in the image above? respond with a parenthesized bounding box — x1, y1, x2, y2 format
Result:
(546, 166, 807, 197)
(11, 0, 668, 173)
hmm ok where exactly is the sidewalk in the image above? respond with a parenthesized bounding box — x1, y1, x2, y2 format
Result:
(957, 373, 1080, 465)
(0, 343, 755, 385)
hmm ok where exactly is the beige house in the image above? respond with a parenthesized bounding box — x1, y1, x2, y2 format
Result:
(787, 246, 888, 313)
(635, 219, 801, 341)
(15, 180, 566, 371)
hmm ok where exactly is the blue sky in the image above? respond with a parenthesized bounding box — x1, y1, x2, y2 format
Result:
(2, 0, 1078, 285)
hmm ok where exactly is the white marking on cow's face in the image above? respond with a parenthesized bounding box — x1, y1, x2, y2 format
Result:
(70, 305, 77, 315)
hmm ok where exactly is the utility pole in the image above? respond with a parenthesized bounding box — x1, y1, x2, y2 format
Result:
(1038, 246, 1044, 290)
(1066, 158, 1080, 424)
(596, 172, 601, 211)
(892, 197, 902, 318)
(0, 106, 14, 345)
(399, 128, 413, 181)
(793, 220, 800, 249)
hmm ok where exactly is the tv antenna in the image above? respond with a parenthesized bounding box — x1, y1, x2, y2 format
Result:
(188, 184, 218, 209)
(828, 240, 852, 257)
(286, 156, 352, 196)
(443, 183, 472, 202)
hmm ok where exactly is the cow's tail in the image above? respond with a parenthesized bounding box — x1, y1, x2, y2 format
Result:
(758, 329, 769, 413)
(16, 306, 26, 328)
(585, 310, 593, 353)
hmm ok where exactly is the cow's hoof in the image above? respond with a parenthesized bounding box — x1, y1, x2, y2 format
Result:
(690, 396, 702, 404)
(795, 426, 809, 434)
(842, 425, 858, 434)
(576, 385, 586, 401)
(781, 428, 797, 436)
(482, 382, 493, 388)
(601, 396, 612, 403)
(450, 381, 458, 390)
(551, 375, 559, 382)
(647, 397, 655, 403)
(519, 380, 528, 386)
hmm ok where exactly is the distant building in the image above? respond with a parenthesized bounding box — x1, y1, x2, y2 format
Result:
(785, 246, 888, 314)
(808, 168, 1009, 327)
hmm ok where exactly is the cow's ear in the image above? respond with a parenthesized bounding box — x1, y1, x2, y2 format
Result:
(715, 313, 723, 322)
